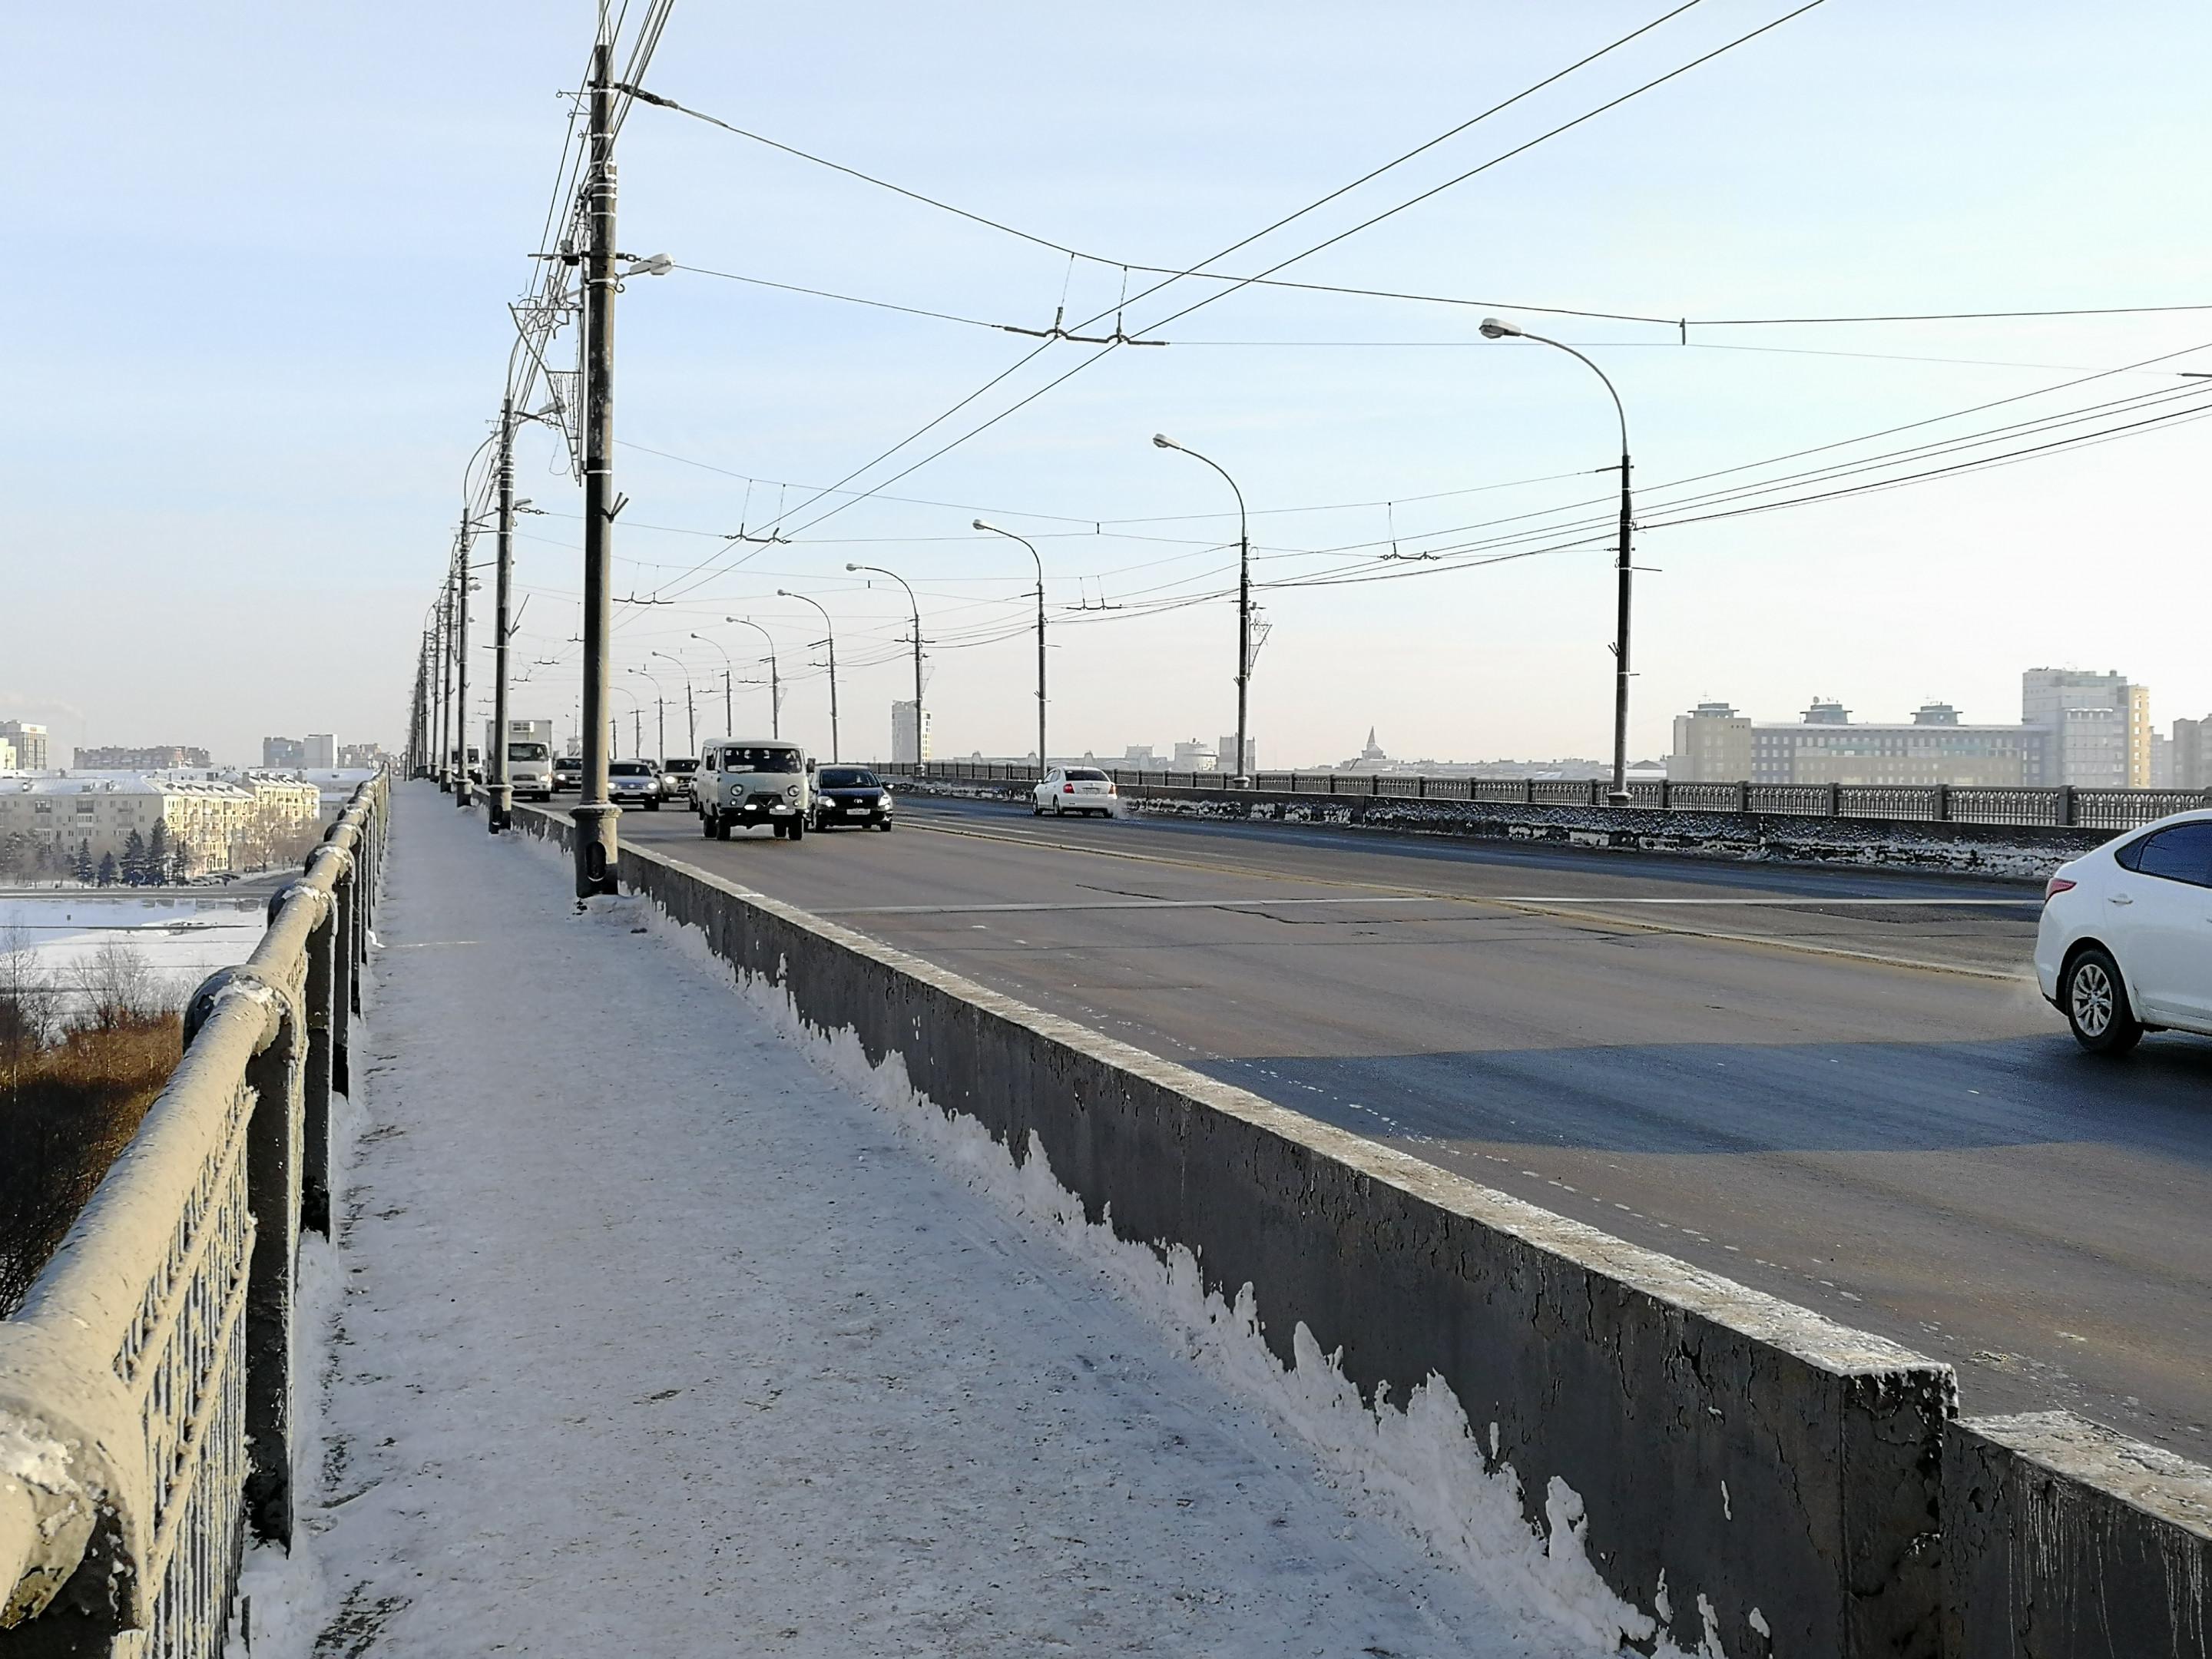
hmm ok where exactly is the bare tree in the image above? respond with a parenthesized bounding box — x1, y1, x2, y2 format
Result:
(74, 940, 174, 1033)
(0, 925, 58, 1068)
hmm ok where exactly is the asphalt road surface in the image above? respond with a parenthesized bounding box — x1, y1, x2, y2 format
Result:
(613, 792, 2212, 1455)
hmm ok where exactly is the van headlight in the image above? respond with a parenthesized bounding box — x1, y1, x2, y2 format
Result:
(786, 784, 800, 800)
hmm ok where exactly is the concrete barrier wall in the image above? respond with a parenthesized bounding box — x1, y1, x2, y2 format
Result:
(514, 804, 1954, 1656)
(1943, 1412, 2211, 1659)
(884, 773, 2100, 881)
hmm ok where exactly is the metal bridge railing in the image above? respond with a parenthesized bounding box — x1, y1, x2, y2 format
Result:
(887, 762, 2208, 834)
(0, 773, 389, 1654)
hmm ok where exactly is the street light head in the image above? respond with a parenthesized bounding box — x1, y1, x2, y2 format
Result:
(1478, 317, 1522, 340)
(845, 562, 862, 572)
(775, 589, 793, 598)
(1151, 432, 1180, 451)
(622, 253, 676, 278)
(972, 518, 993, 531)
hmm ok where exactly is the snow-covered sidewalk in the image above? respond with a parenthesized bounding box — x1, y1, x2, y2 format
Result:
(250, 791, 1598, 1656)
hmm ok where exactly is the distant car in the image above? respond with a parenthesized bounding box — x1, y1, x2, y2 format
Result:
(810, 766, 895, 832)
(608, 758, 663, 811)
(553, 755, 583, 792)
(661, 756, 699, 802)
(1032, 766, 1118, 818)
(2035, 810, 2212, 1053)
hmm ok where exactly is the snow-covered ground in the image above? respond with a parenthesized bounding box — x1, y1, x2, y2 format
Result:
(0, 893, 265, 1006)
(239, 793, 1648, 1657)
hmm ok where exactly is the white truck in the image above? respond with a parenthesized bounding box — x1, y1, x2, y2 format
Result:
(488, 718, 557, 801)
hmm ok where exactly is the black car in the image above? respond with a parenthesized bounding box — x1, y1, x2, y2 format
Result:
(661, 756, 700, 801)
(553, 755, 584, 792)
(810, 766, 895, 832)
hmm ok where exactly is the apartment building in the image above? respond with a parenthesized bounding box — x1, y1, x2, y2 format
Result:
(0, 776, 260, 876)
(0, 721, 48, 770)
(2020, 668, 2152, 786)
(73, 744, 212, 770)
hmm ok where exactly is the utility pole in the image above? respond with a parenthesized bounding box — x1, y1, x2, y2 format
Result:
(777, 591, 839, 762)
(573, 38, 620, 897)
(684, 680, 695, 753)
(453, 508, 472, 809)
(438, 564, 455, 791)
(488, 396, 517, 831)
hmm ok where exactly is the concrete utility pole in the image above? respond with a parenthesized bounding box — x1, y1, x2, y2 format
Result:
(630, 666, 667, 759)
(1153, 435, 1251, 785)
(777, 591, 839, 761)
(454, 507, 473, 809)
(972, 521, 1047, 771)
(488, 396, 517, 831)
(1479, 318, 1635, 804)
(723, 618, 780, 739)
(572, 38, 620, 898)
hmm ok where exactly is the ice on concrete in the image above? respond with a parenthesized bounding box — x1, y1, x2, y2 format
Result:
(240, 793, 1643, 1656)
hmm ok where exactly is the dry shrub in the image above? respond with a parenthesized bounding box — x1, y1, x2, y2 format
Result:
(0, 1012, 184, 1313)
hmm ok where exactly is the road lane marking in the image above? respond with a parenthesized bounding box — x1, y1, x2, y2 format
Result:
(902, 814, 2035, 980)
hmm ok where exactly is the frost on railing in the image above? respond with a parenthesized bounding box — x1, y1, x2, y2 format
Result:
(0, 773, 388, 1654)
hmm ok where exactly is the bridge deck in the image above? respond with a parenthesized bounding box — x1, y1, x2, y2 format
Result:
(247, 789, 1575, 1657)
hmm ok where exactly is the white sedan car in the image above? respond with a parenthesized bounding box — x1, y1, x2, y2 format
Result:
(1032, 766, 1119, 818)
(2035, 810, 2212, 1052)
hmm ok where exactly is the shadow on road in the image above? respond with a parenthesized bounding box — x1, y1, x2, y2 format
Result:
(1200, 1034, 2212, 1159)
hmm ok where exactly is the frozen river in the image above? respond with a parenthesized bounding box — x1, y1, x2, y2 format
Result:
(0, 892, 268, 1004)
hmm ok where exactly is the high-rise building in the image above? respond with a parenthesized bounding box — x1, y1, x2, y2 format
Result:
(263, 736, 306, 767)
(305, 733, 336, 768)
(890, 701, 932, 764)
(337, 742, 387, 768)
(1, 721, 49, 770)
(2172, 717, 2212, 790)
(2021, 667, 2151, 786)
(0, 737, 15, 770)
(1668, 703, 1753, 782)
(1217, 733, 1260, 774)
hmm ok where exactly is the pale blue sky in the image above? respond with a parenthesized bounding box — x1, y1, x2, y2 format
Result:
(8, 2, 2209, 766)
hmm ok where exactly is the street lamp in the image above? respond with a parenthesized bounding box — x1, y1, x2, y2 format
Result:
(973, 520, 1048, 773)
(846, 564, 924, 768)
(1480, 316, 1635, 805)
(651, 649, 697, 754)
(777, 591, 840, 761)
(690, 634, 735, 736)
(628, 665, 667, 760)
(722, 617, 782, 739)
(1153, 433, 1253, 785)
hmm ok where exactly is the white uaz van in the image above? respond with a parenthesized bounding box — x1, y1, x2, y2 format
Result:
(697, 739, 813, 840)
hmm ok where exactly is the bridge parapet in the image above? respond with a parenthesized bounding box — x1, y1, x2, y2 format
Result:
(0, 773, 389, 1653)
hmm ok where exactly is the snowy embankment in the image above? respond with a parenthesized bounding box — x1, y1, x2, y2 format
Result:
(238, 794, 1674, 1657)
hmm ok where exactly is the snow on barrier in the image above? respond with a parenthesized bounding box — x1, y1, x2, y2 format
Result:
(511, 806, 1961, 1654)
(0, 774, 389, 1654)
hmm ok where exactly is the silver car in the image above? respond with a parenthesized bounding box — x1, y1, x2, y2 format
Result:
(608, 758, 663, 811)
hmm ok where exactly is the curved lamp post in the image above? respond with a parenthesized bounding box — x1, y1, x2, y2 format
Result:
(1153, 434, 1252, 784)
(690, 633, 735, 736)
(722, 617, 781, 739)
(973, 520, 1048, 772)
(1480, 316, 1634, 805)
(846, 564, 923, 767)
(627, 664, 667, 760)
(777, 591, 840, 761)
